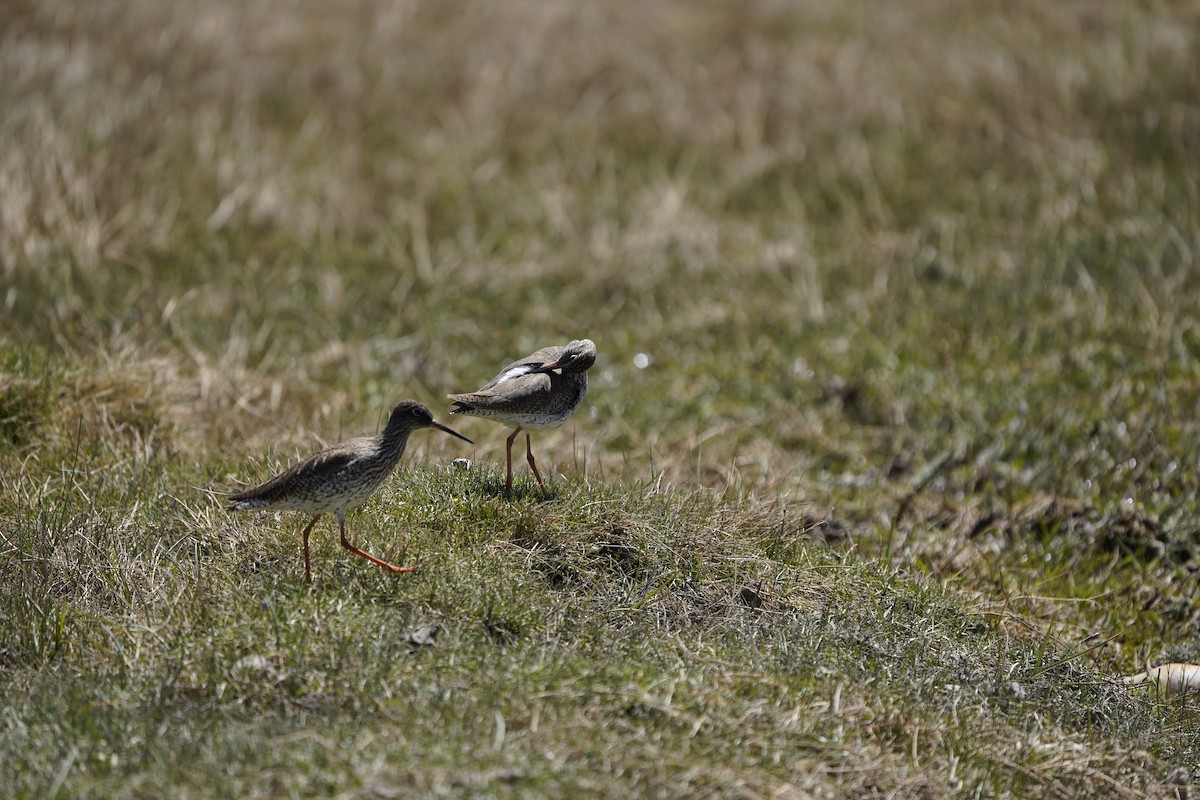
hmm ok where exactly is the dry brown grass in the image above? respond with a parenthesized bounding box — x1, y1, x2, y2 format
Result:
(2, 0, 1200, 796)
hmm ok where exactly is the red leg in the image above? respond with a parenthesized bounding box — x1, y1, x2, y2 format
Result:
(299, 514, 321, 581)
(505, 427, 521, 493)
(525, 433, 545, 490)
(339, 521, 414, 574)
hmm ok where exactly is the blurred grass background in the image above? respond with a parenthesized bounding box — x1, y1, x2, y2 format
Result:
(2, 0, 1200, 796)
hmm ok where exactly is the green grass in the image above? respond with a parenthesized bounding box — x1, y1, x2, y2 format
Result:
(3, 0, 1200, 796)
(2, 463, 1181, 797)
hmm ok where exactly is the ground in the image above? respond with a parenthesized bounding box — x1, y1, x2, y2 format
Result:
(2, 1, 1199, 797)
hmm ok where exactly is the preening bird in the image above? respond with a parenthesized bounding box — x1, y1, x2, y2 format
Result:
(447, 339, 596, 493)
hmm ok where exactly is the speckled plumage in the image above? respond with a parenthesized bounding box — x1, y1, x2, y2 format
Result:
(448, 339, 596, 492)
(226, 400, 472, 580)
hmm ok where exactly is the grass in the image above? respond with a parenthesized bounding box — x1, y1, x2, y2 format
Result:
(2, 0, 1200, 796)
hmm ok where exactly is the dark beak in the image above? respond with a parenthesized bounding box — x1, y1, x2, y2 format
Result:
(432, 420, 473, 444)
(531, 356, 568, 374)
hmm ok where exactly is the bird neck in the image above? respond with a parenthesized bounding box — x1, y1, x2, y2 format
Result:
(378, 421, 413, 463)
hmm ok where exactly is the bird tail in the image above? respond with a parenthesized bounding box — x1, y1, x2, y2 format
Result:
(227, 497, 269, 512)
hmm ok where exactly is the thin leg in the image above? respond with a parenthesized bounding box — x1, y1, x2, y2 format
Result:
(525, 433, 545, 490)
(339, 521, 414, 574)
(505, 427, 522, 493)
(299, 514, 321, 581)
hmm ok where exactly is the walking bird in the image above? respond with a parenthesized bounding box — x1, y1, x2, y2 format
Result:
(447, 339, 596, 493)
(226, 400, 472, 580)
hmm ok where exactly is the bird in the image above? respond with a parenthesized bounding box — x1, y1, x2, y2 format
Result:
(225, 400, 473, 580)
(447, 339, 596, 493)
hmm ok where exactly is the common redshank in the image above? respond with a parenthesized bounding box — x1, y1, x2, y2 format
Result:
(226, 400, 473, 580)
(447, 339, 596, 493)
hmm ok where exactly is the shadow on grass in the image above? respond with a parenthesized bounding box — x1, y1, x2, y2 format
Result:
(473, 473, 564, 503)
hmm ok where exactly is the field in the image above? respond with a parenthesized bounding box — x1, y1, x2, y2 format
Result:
(2, 0, 1200, 797)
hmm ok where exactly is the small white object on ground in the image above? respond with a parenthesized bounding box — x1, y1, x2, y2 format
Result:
(1121, 663, 1200, 694)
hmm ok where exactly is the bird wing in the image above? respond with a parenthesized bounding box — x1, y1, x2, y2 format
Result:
(228, 444, 362, 504)
(448, 370, 556, 414)
(476, 345, 564, 391)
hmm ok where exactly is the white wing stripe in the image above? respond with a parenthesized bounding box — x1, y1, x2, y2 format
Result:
(494, 364, 538, 385)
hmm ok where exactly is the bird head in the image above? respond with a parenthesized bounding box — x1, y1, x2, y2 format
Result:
(389, 401, 473, 443)
(535, 339, 597, 374)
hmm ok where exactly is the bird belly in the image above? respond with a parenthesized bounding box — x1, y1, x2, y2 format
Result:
(465, 410, 571, 430)
(512, 412, 572, 430)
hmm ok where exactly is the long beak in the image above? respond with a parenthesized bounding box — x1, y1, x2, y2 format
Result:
(432, 420, 473, 444)
(531, 357, 567, 374)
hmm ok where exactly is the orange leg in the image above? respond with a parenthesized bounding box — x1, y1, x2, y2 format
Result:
(505, 427, 522, 493)
(339, 521, 414, 574)
(300, 514, 321, 581)
(525, 433, 545, 490)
